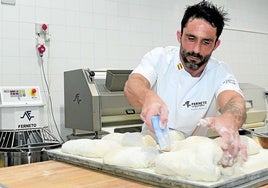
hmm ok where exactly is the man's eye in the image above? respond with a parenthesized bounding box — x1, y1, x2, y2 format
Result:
(188, 37, 195, 41)
(203, 40, 211, 45)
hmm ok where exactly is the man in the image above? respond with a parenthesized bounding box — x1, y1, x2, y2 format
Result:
(124, 0, 247, 166)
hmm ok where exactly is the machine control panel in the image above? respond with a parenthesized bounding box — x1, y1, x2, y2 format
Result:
(0, 86, 43, 106)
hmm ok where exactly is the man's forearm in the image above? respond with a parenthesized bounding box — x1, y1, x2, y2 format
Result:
(220, 96, 247, 129)
(124, 73, 150, 108)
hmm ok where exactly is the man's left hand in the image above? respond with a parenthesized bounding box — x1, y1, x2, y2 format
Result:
(198, 116, 248, 166)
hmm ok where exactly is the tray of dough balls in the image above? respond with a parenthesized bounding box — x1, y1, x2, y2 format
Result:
(46, 131, 268, 188)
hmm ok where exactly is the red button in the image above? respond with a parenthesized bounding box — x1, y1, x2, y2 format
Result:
(31, 88, 37, 95)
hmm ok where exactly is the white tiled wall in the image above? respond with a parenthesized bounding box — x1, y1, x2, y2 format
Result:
(0, 0, 267, 139)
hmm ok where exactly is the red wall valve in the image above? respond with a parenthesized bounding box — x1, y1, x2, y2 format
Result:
(42, 24, 48, 31)
(37, 44, 46, 56)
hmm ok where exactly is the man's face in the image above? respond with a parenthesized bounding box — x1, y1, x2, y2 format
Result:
(180, 45, 211, 70)
(178, 18, 220, 72)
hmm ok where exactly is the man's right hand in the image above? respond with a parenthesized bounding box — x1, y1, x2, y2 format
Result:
(140, 90, 169, 132)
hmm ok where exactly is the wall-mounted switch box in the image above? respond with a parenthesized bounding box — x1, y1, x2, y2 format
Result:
(1, 0, 16, 5)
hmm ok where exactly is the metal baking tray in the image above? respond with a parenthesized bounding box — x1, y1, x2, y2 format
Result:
(46, 149, 268, 188)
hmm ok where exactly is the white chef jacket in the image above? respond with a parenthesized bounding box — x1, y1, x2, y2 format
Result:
(132, 46, 243, 136)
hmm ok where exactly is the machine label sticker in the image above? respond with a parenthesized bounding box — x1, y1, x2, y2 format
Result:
(20, 110, 34, 121)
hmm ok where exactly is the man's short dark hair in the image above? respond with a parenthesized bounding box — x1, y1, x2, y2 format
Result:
(181, 0, 229, 40)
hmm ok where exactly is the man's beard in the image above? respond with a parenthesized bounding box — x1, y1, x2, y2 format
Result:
(180, 47, 212, 70)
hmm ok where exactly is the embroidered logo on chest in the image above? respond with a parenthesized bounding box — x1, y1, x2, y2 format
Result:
(182, 100, 207, 110)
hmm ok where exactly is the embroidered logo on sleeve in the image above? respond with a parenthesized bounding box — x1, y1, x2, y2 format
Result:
(222, 79, 236, 85)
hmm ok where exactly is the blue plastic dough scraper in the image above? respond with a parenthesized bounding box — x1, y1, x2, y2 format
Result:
(151, 115, 172, 151)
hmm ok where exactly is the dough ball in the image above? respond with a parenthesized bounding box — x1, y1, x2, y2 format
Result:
(103, 146, 159, 168)
(101, 133, 124, 143)
(61, 139, 121, 158)
(155, 136, 223, 182)
(214, 135, 261, 156)
(242, 149, 268, 173)
(170, 140, 184, 151)
(142, 134, 157, 147)
(169, 130, 185, 141)
(121, 132, 143, 146)
(240, 135, 261, 155)
(171, 136, 213, 151)
(102, 132, 157, 147)
(121, 132, 157, 147)
(61, 139, 84, 155)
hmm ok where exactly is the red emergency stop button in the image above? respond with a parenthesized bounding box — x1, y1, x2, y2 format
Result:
(31, 88, 37, 96)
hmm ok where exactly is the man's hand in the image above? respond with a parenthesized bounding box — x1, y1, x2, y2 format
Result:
(198, 90, 248, 166)
(140, 90, 169, 132)
(199, 117, 247, 166)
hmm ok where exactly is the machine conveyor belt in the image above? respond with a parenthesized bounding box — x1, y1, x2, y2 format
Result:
(46, 149, 268, 188)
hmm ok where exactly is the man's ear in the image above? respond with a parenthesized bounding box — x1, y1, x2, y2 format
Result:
(177, 30, 182, 43)
(214, 39, 221, 50)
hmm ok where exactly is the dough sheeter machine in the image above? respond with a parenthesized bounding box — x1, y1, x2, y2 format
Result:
(64, 68, 143, 139)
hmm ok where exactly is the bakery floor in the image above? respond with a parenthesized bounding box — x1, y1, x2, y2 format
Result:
(0, 160, 153, 188)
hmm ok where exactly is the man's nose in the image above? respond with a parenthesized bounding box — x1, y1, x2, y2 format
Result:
(192, 42, 202, 54)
